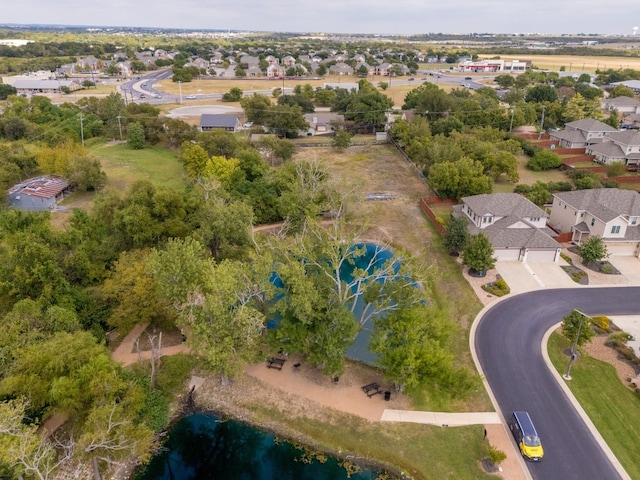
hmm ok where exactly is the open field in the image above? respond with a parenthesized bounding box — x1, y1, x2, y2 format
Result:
(479, 53, 640, 73)
(89, 142, 186, 192)
(548, 332, 640, 479)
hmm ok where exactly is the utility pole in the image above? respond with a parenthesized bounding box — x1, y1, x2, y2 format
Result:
(116, 115, 123, 142)
(509, 107, 515, 133)
(178, 80, 183, 104)
(79, 114, 85, 146)
(537, 105, 546, 140)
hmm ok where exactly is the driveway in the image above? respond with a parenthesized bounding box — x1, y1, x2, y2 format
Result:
(167, 105, 243, 118)
(608, 256, 640, 285)
(495, 260, 576, 294)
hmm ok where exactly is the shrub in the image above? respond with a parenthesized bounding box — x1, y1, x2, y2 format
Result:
(527, 149, 562, 171)
(482, 278, 510, 296)
(513, 184, 531, 194)
(560, 252, 573, 264)
(487, 445, 507, 465)
(591, 315, 611, 333)
(600, 263, 616, 274)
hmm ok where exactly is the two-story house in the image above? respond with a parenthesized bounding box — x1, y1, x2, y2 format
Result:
(453, 193, 562, 263)
(549, 119, 618, 148)
(586, 130, 640, 167)
(549, 188, 640, 256)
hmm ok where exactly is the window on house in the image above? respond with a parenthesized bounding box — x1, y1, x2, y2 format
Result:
(591, 218, 595, 227)
(611, 225, 621, 234)
(632, 218, 638, 225)
(580, 212, 585, 217)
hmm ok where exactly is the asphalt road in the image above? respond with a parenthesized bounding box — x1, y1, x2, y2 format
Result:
(475, 287, 640, 480)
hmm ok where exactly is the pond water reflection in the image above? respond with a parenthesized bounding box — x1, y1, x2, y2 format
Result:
(134, 412, 383, 480)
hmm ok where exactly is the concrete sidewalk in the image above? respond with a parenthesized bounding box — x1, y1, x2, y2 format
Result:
(381, 410, 500, 425)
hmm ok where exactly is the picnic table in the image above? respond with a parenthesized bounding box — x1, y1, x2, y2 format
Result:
(267, 357, 285, 370)
(361, 382, 383, 398)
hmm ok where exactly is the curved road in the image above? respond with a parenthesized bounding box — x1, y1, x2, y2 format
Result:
(475, 287, 640, 479)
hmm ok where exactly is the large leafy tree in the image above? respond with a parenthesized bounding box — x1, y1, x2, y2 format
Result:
(445, 216, 470, 255)
(149, 238, 269, 381)
(332, 80, 393, 129)
(462, 233, 496, 274)
(370, 304, 475, 395)
(428, 157, 493, 200)
(240, 93, 272, 125)
(264, 104, 308, 138)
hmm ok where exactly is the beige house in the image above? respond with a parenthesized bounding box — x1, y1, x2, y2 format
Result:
(549, 188, 640, 256)
(453, 193, 561, 263)
(549, 119, 619, 148)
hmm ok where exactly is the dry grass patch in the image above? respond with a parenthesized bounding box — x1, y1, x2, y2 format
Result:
(479, 53, 640, 72)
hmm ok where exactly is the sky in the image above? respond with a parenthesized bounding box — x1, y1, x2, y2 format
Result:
(2, 0, 637, 36)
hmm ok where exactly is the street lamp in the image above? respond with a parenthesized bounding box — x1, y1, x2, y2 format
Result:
(563, 309, 590, 380)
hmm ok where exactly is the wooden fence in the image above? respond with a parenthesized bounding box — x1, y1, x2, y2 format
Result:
(419, 198, 447, 235)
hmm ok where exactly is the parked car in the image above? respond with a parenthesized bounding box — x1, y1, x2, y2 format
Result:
(185, 94, 197, 99)
(464, 76, 472, 80)
(243, 122, 253, 128)
(408, 77, 415, 81)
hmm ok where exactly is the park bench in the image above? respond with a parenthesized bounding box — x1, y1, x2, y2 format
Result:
(361, 382, 383, 398)
(267, 357, 285, 370)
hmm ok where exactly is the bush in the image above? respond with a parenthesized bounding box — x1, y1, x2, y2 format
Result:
(482, 278, 510, 296)
(513, 184, 531, 194)
(560, 252, 573, 264)
(527, 149, 562, 171)
(487, 445, 507, 465)
(591, 315, 611, 333)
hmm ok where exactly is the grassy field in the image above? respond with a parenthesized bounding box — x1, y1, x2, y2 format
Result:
(548, 333, 640, 479)
(89, 142, 187, 192)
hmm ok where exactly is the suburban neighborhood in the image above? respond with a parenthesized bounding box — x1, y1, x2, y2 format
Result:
(2, 23, 640, 480)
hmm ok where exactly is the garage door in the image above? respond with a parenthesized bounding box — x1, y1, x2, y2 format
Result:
(607, 242, 637, 257)
(495, 248, 520, 261)
(526, 249, 557, 263)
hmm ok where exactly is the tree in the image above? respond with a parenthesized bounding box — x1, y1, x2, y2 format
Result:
(462, 233, 496, 274)
(101, 249, 171, 331)
(127, 121, 145, 149)
(444, 216, 469, 255)
(370, 304, 475, 395)
(578, 235, 608, 264)
(222, 87, 243, 102)
(610, 85, 635, 98)
(149, 238, 268, 381)
(264, 104, 308, 138)
(332, 129, 352, 151)
(402, 82, 452, 120)
(428, 157, 493, 200)
(494, 74, 515, 89)
(181, 141, 210, 178)
(0, 84, 18, 99)
(257, 135, 296, 166)
(561, 309, 596, 347)
(240, 94, 272, 125)
(525, 85, 558, 103)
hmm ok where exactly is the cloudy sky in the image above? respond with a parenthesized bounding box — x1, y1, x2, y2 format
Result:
(3, 0, 635, 35)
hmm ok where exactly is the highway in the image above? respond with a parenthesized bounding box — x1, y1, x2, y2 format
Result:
(474, 287, 640, 480)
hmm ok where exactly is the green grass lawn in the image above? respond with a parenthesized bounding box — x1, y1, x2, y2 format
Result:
(548, 333, 640, 479)
(90, 142, 187, 192)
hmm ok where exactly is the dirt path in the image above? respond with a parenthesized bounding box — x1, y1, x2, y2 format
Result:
(112, 323, 190, 367)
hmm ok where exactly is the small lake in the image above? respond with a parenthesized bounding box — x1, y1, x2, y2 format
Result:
(134, 412, 385, 480)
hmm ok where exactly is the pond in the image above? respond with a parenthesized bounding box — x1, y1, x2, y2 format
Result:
(133, 412, 384, 480)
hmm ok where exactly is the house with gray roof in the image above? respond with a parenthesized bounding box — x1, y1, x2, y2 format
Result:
(586, 130, 640, 167)
(8, 175, 70, 211)
(453, 193, 561, 263)
(601, 95, 640, 114)
(549, 188, 640, 256)
(549, 119, 618, 148)
(12, 79, 82, 94)
(200, 114, 240, 132)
